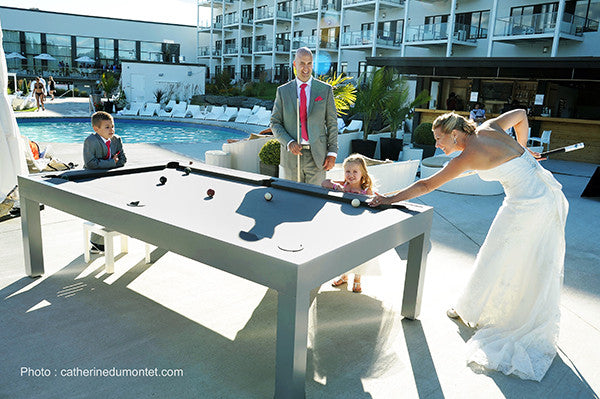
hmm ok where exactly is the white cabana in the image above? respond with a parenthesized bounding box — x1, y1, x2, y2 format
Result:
(0, 18, 28, 203)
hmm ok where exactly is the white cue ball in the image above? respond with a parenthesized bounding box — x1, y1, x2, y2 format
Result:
(351, 198, 360, 208)
(264, 192, 273, 201)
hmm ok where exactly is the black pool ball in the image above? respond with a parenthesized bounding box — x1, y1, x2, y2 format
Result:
(184, 167, 191, 175)
(189, 161, 193, 165)
(159, 176, 167, 185)
(207, 188, 215, 197)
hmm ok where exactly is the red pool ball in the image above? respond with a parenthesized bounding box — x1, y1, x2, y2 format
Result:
(207, 189, 215, 197)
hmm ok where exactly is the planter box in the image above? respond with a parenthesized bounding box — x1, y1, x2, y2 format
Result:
(259, 161, 279, 177)
(379, 137, 404, 161)
(350, 139, 377, 159)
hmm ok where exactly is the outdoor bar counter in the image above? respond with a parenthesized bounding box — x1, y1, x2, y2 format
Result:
(416, 108, 600, 164)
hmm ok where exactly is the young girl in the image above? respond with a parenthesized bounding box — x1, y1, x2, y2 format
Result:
(321, 154, 374, 293)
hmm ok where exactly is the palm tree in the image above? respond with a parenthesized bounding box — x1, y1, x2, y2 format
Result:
(318, 73, 357, 116)
(383, 80, 430, 139)
(352, 67, 389, 140)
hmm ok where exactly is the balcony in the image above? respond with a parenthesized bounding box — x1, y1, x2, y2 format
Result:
(254, 40, 273, 53)
(341, 30, 402, 48)
(255, 8, 292, 23)
(241, 46, 252, 55)
(296, 1, 340, 17)
(198, 0, 223, 8)
(405, 22, 478, 47)
(198, 46, 222, 57)
(292, 36, 318, 49)
(224, 45, 239, 56)
(494, 12, 589, 43)
(342, 0, 403, 11)
(320, 38, 340, 50)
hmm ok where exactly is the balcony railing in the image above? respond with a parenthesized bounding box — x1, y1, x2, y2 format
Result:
(341, 30, 403, 46)
(343, 0, 403, 6)
(241, 46, 252, 55)
(198, 46, 221, 56)
(255, 8, 274, 20)
(292, 36, 318, 49)
(276, 10, 292, 19)
(224, 45, 238, 55)
(297, 1, 318, 12)
(406, 22, 449, 41)
(320, 38, 340, 49)
(255, 40, 273, 51)
(495, 12, 592, 37)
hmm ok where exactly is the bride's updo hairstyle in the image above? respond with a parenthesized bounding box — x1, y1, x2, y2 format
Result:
(433, 112, 477, 136)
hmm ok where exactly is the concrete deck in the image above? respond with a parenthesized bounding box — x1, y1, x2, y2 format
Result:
(2, 99, 599, 398)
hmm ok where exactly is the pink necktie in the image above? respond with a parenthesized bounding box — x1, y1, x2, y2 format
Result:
(299, 83, 309, 142)
(105, 140, 111, 160)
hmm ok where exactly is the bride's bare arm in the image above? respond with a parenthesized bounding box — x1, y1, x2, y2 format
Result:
(369, 154, 472, 205)
(484, 109, 530, 147)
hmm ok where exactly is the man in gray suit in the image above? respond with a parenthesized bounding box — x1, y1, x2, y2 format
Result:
(270, 47, 338, 184)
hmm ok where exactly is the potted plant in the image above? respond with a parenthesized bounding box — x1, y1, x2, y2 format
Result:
(99, 71, 119, 113)
(349, 67, 388, 158)
(154, 89, 166, 104)
(258, 139, 281, 177)
(114, 86, 127, 112)
(380, 84, 430, 161)
(413, 122, 436, 159)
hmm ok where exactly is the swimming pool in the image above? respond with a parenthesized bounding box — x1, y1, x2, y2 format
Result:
(16, 118, 247, 144)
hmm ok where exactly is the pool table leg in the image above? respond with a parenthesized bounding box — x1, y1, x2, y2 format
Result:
(274, 286, 310, 399)
(21, 197, 44, 277)
(401, 231, 430, 320)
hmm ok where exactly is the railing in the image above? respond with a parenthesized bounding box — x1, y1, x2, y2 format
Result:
(276, 10, 292, 19)
(297, 1, 318, 12)
(375, 30, 403, 46)
(6, 64, 107, 79)
(495, 12, 589, 37)
(292, 36, 318, 49)
(255, 8, 274, 20)
(254, 40, 273, 51)
(405, 22, 449, 41)
(241, 46, 252, 55)
(341, 30, 375, 46)
(320, 38, 340, 49)
(224, 45, 238, 55)
(199, 46, 221, 56)
(341, 30, 403, 46)
(223, 14, 238, 25)
(343, 0, 403, 6)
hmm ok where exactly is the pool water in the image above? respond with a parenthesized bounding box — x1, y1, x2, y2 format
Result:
(16, 118, 247, 144)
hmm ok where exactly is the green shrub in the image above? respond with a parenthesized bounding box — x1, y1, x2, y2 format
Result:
(258, 139, 281, 165)
(413, 122, 435, 146)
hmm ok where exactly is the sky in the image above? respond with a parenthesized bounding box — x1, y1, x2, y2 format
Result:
(0, 0, 208, 25)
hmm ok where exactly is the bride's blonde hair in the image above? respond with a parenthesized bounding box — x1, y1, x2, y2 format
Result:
(433, 112, 477, 136)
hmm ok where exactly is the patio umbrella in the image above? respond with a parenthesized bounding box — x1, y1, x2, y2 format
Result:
(5, 52, 26, 60)
(33, 53, 56, 61)
(74, 56, 95, 63)
(0, 18, 28, 203)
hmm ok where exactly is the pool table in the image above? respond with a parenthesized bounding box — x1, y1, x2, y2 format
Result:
(18, 162, 433, 399)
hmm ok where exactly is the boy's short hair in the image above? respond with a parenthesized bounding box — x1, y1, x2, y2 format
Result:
(91, 111, 113, 127)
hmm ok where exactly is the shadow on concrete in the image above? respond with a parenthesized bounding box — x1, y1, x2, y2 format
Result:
(0, 254, 402, 398)
(401, 318, 445, 399)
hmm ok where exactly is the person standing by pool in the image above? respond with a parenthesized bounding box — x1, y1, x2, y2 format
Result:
(369, 109, 568, 381)
(47, 76, 56, 100)
(270, 47, 338, 185)
(32, 77, 46, 111)
(83, 111, 128, 253)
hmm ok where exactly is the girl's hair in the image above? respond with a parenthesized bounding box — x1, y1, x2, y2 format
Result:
(343, 154, 373, 192)
(432, 112, 477, 136)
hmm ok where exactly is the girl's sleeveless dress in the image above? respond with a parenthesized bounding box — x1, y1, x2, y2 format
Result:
(454, 150, 569, 381)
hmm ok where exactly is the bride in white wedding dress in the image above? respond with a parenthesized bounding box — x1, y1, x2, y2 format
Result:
(369, 109, 568, 381)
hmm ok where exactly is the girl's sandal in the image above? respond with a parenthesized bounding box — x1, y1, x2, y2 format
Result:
(352, 282, 362, 293)
(331, 277, 347, 287)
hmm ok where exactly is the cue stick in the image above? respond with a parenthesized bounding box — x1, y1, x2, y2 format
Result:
(297, 97, 301, 183)
(539, 142, 584, 157)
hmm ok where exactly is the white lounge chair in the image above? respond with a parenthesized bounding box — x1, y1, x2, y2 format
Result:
(121, 102, 143, 116)
(247, 108, 269, 125)
(192, 105, 211, 119)
(234, 108, 252, 123)
(139, 103, 161, 117)
(171, 102, 189, 118)
(337, 118, 346, 132)
(157, 100, 177, 117)
(250, 105, 261, 114)
(204, 105, 226, 120)
(343, 119, 363, 133)
(185, 105, 201, 118)
(217, 107, 238, 122)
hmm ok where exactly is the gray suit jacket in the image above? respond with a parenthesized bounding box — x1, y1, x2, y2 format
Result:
(270, 78, 338, 171)
(83, 133, 127, 169)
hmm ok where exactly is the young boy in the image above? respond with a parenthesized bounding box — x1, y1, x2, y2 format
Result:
(83, 111, 127, 252)
(84, 111, 127, 169)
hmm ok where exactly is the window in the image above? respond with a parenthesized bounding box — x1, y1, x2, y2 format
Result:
(241, 64, 251, 81)
(98, 38, 115, 65)
(511, 2, 559, 33)
(140, 41, 163, 62)
(568, 0, 600, 31)
(45, 34, 71, 67)
(358, 61, 367, 76)
(377, 20, 403, 44)
(340, 61, 348, 75)
(424, 15, 449, 39)
(118, 40, 137, 60)
(76, 36, 94, 59)
(455, 10, 490, 39)
(242, 8, 253, 22)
